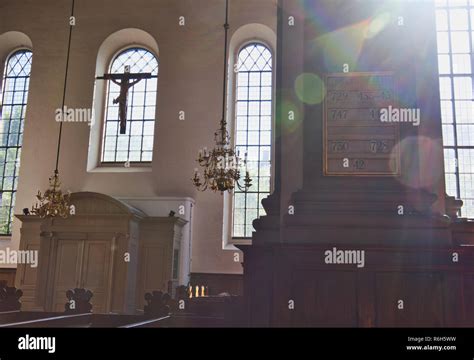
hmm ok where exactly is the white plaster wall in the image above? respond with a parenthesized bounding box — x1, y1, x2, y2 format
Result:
(0, 0, 277, 274)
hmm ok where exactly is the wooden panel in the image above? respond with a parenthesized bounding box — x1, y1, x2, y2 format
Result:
(81, 241, 111, 313)
(135, 245, 168, 310)
(136, 219, 185, 309)
(0, 268, 16, 286)
(143, 245, 167, 293)
(463, 273, 474, 325)
(18, 244, 40, 288)
(357, 272, 376, 327)
(16, 243, 41, 310)
(52, 240, 83, 312)
(290, 270, 357, 327)
(375, 272, 444, 327)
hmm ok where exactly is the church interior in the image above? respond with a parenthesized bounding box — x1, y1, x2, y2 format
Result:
(0, 0, 473, 328)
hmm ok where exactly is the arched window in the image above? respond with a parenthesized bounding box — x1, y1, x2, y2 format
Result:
(102, 48, 158, 163)
(232, 43, 273, 238)
(0, 49, 32, 235)
(435, 1, 474, 218)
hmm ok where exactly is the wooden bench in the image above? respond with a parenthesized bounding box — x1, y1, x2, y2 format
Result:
(0, 313, 93, 328)
(0, 311, 62, 325)
(0, 287, 242, 327)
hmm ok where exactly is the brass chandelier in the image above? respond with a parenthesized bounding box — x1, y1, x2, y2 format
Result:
(32, 0, 75, 218)
(192, 0, 252, 193)
(32, 170, 71, 218)
(193, 119, 252, 193)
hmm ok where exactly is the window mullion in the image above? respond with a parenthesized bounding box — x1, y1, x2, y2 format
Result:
(446, 6, 462, 203)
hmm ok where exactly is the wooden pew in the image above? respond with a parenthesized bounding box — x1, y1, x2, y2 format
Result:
(0, 313, 155, 328)
(120, 315, 171, 328)
(84, 314, 145, 328)
(0, 283, 22, 312)
(0, 287, 167, 328)
(0, 287, 97, 327)
(121, 315, 225, 328)
(0, 311, 62, 325)
(167, 314, 225, 327)
(0, 287, 242, 328)
(0, 313, 93, 328)
(0, 310, 167, 328)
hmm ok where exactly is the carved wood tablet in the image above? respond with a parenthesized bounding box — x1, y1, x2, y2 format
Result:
(323, 72, 400, 176)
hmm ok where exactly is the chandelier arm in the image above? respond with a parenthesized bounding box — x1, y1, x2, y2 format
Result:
(236, 182, 246, 192)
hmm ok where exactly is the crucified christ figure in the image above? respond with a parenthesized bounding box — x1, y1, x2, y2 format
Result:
(97, 67, 152, 134)
(111, 76, 141, 134)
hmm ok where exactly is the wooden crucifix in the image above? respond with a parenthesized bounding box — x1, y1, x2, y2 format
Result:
(97, 66, 152, 134)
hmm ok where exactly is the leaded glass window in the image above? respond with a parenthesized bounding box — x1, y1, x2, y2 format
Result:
(436, 0, 474, 217)
(0, 49, 32, 235)
(232, 43, 273, 238)
(102, 48, 158, 163)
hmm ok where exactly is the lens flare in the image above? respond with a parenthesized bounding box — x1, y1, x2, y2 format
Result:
(391, 136, 444, 190)
(366, 12, 392, 39)
(310, 20, 370, 72)
(294, 73, 326, 105)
